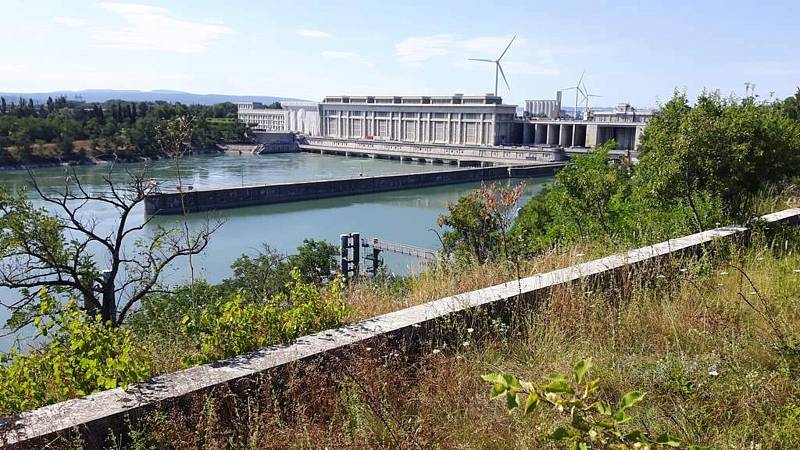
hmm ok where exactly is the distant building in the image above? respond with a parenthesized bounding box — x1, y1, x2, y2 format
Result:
(236, 102, 287, 132)
(237, 101, 321, 135)
(319, 94, 517, 146)
(591, 103, 655, 123)
(281, 101, 321, 136)
(525, 91, 562, 119)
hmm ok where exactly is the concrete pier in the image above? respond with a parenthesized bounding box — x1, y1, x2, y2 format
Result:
(144, 164, 564, 215)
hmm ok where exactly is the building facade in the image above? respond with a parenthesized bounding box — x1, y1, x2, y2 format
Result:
(236, 102, 288, 132)
(319, 94, 518, 146)
(591, 103, 655, 123)
(282, 101, 321, 136)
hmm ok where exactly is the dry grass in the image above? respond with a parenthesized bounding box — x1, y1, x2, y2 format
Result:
(121, 234, 800, 449)
(345, 241, 613, 322)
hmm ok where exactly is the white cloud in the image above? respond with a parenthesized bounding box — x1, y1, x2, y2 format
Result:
(395, 34, 454, 64)
(321, 51, 358, 59)
(54, 16, 89, 27)
(396, 33, 583, 79)
(92, 2, 232, 53)
(299, 29, 332, 38)
(97, 2, 167, 15)
(396, 34, 526, 65)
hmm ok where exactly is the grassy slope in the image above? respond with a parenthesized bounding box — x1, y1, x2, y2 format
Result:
(125, 233, 800, 449)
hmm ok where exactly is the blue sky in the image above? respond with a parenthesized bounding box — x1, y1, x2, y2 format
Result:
(2, 0, 798, 107)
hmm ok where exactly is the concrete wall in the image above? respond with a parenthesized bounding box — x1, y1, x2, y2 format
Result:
(7, 208, 798, 448)
(144, 164, 564, 215)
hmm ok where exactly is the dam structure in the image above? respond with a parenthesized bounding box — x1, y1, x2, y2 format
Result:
(143, 163, 563, 215)
(238, 94, 652, 165)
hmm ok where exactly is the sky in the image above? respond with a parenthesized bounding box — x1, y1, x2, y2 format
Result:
(1, 0, 798, 108)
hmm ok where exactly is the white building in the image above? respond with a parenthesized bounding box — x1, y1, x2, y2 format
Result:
(319, 94, 518, 146)
(281, 101, 321, 136)
(237, 101, 321, 135)
(236, 102, 287, 132)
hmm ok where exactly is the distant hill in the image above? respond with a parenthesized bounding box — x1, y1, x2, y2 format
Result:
(0, 89, 308, 105)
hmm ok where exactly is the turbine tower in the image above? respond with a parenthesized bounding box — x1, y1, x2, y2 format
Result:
(580, 81, 601, 119)
(561, 72, 586, 120)
(468, 35, 516, 96)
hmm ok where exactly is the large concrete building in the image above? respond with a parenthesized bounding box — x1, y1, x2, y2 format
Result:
(282, 101, 321, 135)
(318, 94, 518, 146)
(236, 102, 287, 132)
(236, 101, 321, 135)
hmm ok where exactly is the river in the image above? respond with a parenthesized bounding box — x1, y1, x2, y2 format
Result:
(0, 152, 552, 349)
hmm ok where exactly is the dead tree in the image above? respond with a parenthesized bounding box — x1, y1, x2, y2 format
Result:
(0, 166, 220, 326)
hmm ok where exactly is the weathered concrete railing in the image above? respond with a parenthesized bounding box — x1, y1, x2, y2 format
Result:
(144, 164, 563, 215)
(4, 208, 799, 448)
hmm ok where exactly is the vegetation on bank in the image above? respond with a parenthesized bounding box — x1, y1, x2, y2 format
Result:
(0, 90, 798, 448)
(0, 96, 247, 165)
(114, 233, 800, 449)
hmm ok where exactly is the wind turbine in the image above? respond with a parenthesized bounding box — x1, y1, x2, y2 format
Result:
(468, 35, 516, 96)
(561, 72, 586, 119)
(580, 81, 601, 119)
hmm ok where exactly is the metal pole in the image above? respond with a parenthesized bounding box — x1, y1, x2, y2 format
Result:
(352, 232, 360, 276)
(340, 234, 349, 277)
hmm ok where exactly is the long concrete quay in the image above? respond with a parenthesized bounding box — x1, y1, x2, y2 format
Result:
(143, 163, 564, 215)
(301, 137, 567, 165)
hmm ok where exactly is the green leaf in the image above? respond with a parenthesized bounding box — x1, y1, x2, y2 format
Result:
(619, 390, 646, 411)
(612, 409, 631, 424)
(574, 358, 592, 384)
(481, 373, 506, 387)
(491, 383, 507, 398)
(594, 400, 613, 416)
(548, 426, 575, 441)
(523, 392, 539, 415)
(543, 379, 574, 394)
(656, 434, 682, 447)
(505, 391, 519, 410)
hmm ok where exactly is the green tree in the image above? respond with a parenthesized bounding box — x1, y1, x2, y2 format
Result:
(438, 182, 526, 264)
(783, 88, 800, 121)
(513, 142, 630, 253)
(224, 244, 291, 301)
(288, 239, 339, 284)
(0, 169, 218, 327)
(636, 91, 800, 221)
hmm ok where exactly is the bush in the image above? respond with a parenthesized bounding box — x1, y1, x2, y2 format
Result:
(483, 359, 708, 449)
(180, 268, 347, 365)
(0, 292, 150, 415)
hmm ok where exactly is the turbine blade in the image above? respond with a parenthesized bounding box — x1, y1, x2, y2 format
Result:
(498, 34, 517, 60)
(498, 63, 510, 91)
(468, 58, 494, 63)
(560, 86, 577, 91)
(577, 71, 585, 87)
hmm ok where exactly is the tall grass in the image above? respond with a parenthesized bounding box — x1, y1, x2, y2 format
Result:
(114, 229, 800, 449)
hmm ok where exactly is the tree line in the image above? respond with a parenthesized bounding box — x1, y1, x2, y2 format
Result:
(441, 89, 800, 263)
(0, 96, 248, 165)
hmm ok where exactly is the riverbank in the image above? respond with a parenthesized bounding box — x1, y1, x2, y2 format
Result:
(0, 147, 225, 171)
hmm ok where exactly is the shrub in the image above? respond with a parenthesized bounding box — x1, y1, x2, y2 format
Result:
(181, 269, 347, 366)
(482, 359, 709, 449)
(0, 291, 150, 415)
